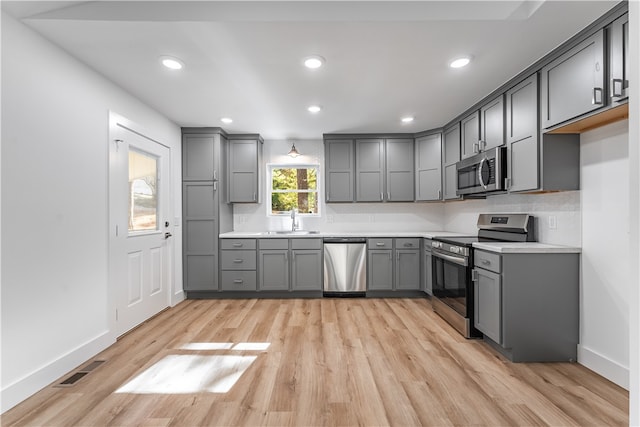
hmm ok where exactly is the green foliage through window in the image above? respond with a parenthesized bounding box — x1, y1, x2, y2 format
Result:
(270, 166, 319, 215)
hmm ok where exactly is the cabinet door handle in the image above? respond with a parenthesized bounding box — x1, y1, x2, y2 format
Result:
(473, 142, 479, 154)
(404, 243, 413, 247)
(481, 260, 491, 266)
(505, 177, 511, 190)
(213, 170, 218, 180)
(389, 252, 392, 260)
(592, 87, 603, 105)
(472, 270, 479, 281)
(380, 192, 384, 201)
(387, 192, 391, 201)
(232, 243, 243, 247)
(233, 279, 244, 284)
(233, 259, 244, 263)
(213, 182, 218, 191)
(376, 242, 385, 247)
(437, 189, 442, 200)
(611, 79, 624, 97)
(253, 193, 257, 201)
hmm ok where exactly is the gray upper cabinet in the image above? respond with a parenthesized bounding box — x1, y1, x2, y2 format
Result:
(480, 95, 505, 151)
(325, 139, 354, 202)
(385, 138, 414, 201)
(505, 74, 539, 193)
(355, 137, 414, 202)
(461, 111, 480, 159)
(183, 134, 215, 181)
(609, 13, 629, 103)
(415, 133, 442, 201)
(442, 124, 461, 200)
(541, 29, 605, 129)
(355, 139, 385, 202)
(228, 137, 263, 203)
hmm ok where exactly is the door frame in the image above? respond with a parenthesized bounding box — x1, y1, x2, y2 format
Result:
(108, 112, 176, 338)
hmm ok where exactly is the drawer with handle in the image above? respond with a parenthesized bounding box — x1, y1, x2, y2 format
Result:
(220, 250, 257, 270)
(221, 239, 257, 250)
(221, 271, 257, 291)
(367, 238, 393, 249)
(395, 238, 420, 249)
(474, 250, 501, 273)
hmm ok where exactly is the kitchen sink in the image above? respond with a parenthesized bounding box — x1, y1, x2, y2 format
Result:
(262, 230, 320, 235)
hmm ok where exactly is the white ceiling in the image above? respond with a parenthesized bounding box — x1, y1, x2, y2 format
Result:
(2, 1, 619, 139)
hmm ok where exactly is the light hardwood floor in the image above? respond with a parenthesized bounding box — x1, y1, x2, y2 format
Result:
(2, 298, 628, 426)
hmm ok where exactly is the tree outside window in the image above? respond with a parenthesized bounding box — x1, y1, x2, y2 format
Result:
(270, 166, 319, 215)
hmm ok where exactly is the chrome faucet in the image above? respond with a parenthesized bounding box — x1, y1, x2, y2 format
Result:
(290, 209, 299, 232)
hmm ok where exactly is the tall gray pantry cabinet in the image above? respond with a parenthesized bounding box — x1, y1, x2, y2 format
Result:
(182, 128, 233, 292)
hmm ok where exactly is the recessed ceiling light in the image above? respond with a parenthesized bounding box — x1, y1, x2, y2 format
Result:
(160, 56, 184, 70)
(303, 55, 325, 69)
(307, 105, 322, 113)
(449, 56, 472, 69)
(220, 117, 233, 124)
(401, 116, 414, 123)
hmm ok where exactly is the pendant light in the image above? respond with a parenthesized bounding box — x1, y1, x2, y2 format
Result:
(287, 143, 301, 158)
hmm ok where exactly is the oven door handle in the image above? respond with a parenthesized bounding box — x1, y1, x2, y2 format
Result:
(433, 249, 468, 267)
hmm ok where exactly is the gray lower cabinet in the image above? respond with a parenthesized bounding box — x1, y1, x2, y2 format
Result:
(368, 250, 394, 290)
(258, 238, 322, 291)
(609, 13, 629, 103)
(220, 239, 257, 291)
(541, 29, 605, 129)
(415, 133, 442, 201)
(325, 139, 355, 202)
(442, 124, 461, 200)
(423, 238, 433, 295)
(258, 241, 289, 291)
(472, 249, 579, 362)
(367, 238, 420, 291)
(228, 136, 263, 203)
(474, 267, 502, 344)
(291, 249, 323, 290)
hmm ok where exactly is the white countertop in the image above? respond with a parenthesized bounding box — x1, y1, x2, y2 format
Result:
(473, 242, 581, 254)
(219, 230, 474, 239)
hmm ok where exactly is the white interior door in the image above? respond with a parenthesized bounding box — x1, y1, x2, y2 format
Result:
(109, 122, 172, 337)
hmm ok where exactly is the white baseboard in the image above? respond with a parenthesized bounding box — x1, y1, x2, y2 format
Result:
(171, 289, 185, 306)
(578, 344, 629, 390)
(1, 331, 115, 413)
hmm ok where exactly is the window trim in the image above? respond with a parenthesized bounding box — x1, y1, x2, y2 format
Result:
(267, 163, 321, 217)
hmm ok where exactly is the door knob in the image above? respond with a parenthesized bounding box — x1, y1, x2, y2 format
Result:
(165, 232, 173, 239)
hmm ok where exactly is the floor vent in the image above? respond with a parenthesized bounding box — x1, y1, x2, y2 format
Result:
(54, 360, 106, 387)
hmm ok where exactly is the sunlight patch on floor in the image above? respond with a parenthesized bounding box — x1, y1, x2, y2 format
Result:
(115, 355, 257, 394)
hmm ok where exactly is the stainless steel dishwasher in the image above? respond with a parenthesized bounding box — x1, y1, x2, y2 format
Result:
(323, 237, 367, 296)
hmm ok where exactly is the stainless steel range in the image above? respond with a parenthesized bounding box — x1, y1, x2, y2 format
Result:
(431, 213, 535, 338)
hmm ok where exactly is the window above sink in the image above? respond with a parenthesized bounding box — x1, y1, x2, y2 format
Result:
(268, 164, 320, 217)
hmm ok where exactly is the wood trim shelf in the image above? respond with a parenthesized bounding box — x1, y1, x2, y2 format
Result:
(547, 103, 629, 134)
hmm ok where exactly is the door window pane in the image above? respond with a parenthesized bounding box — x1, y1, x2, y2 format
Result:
(129, 149, 158, 232)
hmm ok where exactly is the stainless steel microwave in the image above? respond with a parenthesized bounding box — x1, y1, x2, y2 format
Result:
(456, 146, 507, 196)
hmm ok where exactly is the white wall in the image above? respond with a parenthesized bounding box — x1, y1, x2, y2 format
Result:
(443, 191, 581, 246)
(233, 139, 444, 233)
(1, 12, 182, 412)
(579, 120, 630, 389)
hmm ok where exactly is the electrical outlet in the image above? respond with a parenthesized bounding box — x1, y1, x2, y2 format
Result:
(548, 215, 557, 229)
(368, 215, 375, 223)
